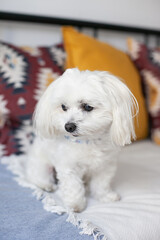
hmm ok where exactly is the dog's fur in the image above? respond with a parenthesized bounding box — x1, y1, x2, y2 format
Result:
(26, 68, 138, 212)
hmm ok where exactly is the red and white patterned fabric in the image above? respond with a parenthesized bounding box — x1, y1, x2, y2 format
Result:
(0, 42, 65, 156)
(127, 38, 160, 145)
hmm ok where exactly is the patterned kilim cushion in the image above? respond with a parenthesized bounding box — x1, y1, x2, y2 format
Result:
(127, 38, 160, 145)
(0, 42, 65, 156)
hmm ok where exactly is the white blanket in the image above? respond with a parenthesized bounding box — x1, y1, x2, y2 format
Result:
(2, 140, 160, 240)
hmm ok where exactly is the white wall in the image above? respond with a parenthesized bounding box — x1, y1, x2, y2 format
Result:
(0, 0, 160, 50)
(1, 0, 160, 29)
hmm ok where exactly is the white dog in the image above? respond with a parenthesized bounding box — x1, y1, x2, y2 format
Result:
(26, 68, 138, 212)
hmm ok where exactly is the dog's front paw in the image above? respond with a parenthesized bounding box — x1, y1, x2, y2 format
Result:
(29, 176, 57, 192)
(42, 183, 57, 192)
(100, 191, 120, 203)
(66, 197, 87, 212)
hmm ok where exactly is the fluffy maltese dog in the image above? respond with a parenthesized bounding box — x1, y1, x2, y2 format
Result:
(27, 68, 138, 212)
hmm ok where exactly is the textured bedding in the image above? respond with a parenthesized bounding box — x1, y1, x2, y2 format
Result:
(1, 140, 160, 240)
(78, 140, 160, 239)
(0, 163, 93, 240)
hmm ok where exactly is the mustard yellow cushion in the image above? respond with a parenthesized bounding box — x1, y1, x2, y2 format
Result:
(62, 27, 148, 140)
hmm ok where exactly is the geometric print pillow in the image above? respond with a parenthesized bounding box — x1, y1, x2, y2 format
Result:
(127, 38, 160, 145)
(0, 41, 65, 156)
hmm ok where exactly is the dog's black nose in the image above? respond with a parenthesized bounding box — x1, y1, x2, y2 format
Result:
(65, 122, 77, 133)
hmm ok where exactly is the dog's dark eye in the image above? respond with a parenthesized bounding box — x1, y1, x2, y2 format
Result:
(61, 104, 67, 111)
(82, 104, 94, 112)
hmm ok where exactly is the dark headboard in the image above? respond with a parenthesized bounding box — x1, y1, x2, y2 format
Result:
(0, 11, 160, 45)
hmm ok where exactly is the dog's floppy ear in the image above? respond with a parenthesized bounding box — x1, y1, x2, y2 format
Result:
(99, 72, 139, 146)
(33, 79, 60, 138)
(33, 68, 79, 138)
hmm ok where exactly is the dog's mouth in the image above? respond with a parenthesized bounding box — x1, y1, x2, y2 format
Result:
(72, 134, 79, 137)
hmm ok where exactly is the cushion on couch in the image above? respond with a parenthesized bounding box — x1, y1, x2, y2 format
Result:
(127, 38, 160, 145)
(0, 42, 65, 156)
(62, 27, 149, 141)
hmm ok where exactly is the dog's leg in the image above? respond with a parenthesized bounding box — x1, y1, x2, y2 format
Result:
(90, 161, 120, 203)
(26, 149, 57, 192)
(57, 170, 86, 212)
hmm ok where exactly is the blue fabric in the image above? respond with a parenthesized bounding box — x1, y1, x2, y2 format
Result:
(0, 163, 93, 240)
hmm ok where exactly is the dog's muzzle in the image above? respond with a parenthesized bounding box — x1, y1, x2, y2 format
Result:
(65, 122, 77, 133)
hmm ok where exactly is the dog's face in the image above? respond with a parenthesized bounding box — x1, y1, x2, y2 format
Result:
(34, 68, 138, 146)
(48, 69, 113, 138)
